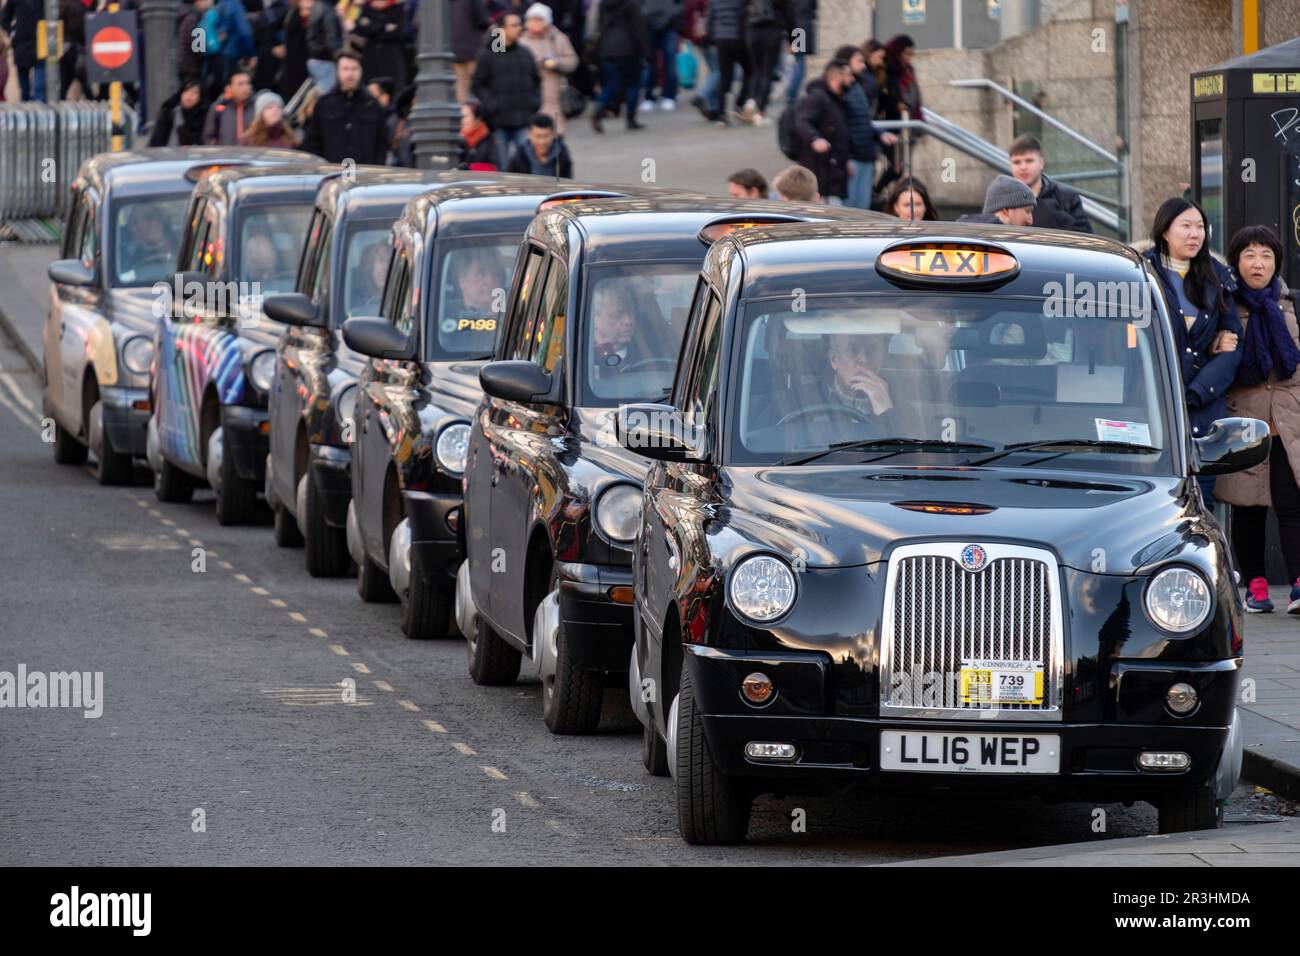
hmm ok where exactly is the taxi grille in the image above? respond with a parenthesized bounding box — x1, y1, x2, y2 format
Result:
(882, 550, 1061, 720)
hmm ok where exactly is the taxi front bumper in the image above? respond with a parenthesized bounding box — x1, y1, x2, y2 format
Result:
(309, 444, 352, 528)
(101, 386, 150, 457)
(222, 405, 269, 483)
(557, 561, 635, 672)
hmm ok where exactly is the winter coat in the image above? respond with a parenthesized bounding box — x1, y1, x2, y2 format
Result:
(458, 122, 496, 168)
(470, 39, 540, 130)
(794, 78, 850, 199)
(279, 6, 311, 96)
(1, 0, 42, 70)
(841, 76, 880, 162)
(252, 0, 289, 92)
(175, 2, 204, 81)
(451, 0, 490, 62)
(789, 0, 815, 54)
(704, 0, 744, 45)
(1031, 174, 1092, 233)
(301, 86, 390, 163)
(203, 96, 255, 145)
(149, 90, 208, 146)
(597, 0, 647, 59)
(956, 212, 1001, 224)
(642, 0, 683, 32)
(506, 137, 574, 177)
(746, 0, 791, 30)
(1215, 283, 1299, 507)
(215, 0, 256, 61)
(287, 0, 340, 61)
(353, 1, 409, 90)
(1143, 247, 1242, 439)
(519, 24, 578, 134)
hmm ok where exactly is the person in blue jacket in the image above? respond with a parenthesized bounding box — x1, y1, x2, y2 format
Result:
(1143, 197, 1241, 502)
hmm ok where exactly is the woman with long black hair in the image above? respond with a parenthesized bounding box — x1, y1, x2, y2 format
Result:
(874, 33, 922, 202)
(1142, 197, 1241, 502)
(1215, 225, 1300, 613)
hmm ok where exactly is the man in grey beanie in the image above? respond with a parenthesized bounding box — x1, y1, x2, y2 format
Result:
(958, 174, 1037, 226)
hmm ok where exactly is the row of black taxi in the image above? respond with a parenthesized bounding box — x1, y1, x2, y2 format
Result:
(42, 148, 1265, 845)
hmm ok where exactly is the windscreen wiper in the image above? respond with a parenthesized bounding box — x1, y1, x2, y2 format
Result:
(780, 438, 995, 467)
(967, 439, 1160, 467)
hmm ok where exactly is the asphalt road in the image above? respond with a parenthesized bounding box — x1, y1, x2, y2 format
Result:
(0, 333, 1286, 866)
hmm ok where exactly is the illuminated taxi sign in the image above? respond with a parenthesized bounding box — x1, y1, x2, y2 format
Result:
(876, 242, 1019, 286)
(536, 190, 626, 212)
(185, 163, 244, 182)
(697, 214, 802, 244)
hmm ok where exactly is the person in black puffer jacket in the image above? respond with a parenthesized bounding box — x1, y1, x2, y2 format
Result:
(301, 51, 391, 164)
(704, 0, 750, 124)
(794, 59, 853, 202)
(471, 10, 541, 165)
(835, 44, 894, 209)
(149, 80, 209, 146)
(591, 0, 647, 132)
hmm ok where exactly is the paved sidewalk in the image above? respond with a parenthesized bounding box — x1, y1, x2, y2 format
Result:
(0, 242, 55, 378)
(1239, 587, 1300, 801)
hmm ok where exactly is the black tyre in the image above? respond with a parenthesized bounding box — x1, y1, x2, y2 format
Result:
(400, 549, 452, 639)
(272, 503, 304, 547)
(543, 627, 604, 734)
(52, 419, 87, 465)
(676, 663, 751, 845)
(643, 710, 670, 776)
(467, 620, 522, 686)
(356, 551, 397, 603)
(1157, 781, 1224, 834)
(93, 423, 133, 486)
(154, 457, 193, 503)
(303, 474, 350, 577)
(214, 437, 257, 525)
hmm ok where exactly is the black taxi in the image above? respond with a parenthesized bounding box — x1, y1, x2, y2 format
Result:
(148, 162, 342, 523)
(262, 169, 502, 576)
(43, 147, 310, 483)
(457, 197, 881, 734)
(620, 220, 1265, 843)
(339, 179, 592, 638)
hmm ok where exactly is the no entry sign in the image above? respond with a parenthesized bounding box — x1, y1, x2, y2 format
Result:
(86, 11, 140, 85)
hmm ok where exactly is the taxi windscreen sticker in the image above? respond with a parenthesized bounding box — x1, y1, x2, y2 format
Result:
(877, 244, 1018, 283)
(1094, 418, 1152, 445)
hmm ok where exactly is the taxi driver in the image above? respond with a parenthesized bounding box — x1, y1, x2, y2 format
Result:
(591, 283, 637, 377)
(458, 248, 501, 316)
(124, 204, 173, 276)
(242, 233, 280, 285)
(827, 332, 895, 421)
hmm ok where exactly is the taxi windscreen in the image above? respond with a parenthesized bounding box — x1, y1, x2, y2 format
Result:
(236, 204, 313, 295)
(111, 196, 191, 287)
(730, 293, 1174, 474)
(581, 262, 699, 406)
(340, 222, 394, 322)
(429, 237, 517, 360)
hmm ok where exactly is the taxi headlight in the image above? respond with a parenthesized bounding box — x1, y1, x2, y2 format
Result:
(335, 384, 357, 428)
(594, 483, 641, 543)
(729, 554, 797, 623)
(435, 422, 470, 475)
(1144, 566, 1212, 633)
(121, 336, 153, 375)
(248, 350, 276, 393)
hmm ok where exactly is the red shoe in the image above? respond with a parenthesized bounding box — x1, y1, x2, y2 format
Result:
(1245, 577, 1273, 613)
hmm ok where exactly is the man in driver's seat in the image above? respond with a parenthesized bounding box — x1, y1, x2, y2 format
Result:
(825, 332, 902, 430)
(122, 205, 174, 279)
(591, 283, 641, 381)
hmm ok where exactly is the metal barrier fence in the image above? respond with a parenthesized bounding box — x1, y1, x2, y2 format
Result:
(0, 102, 138, 229)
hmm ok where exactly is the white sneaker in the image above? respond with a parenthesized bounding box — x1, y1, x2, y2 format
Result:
(659, 98, 676, 112)
(751, 112, 767, 127)
(740, 99, 757, 123)
(639, 99, 655, 112)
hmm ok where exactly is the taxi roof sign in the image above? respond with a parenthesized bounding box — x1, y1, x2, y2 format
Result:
(876, 241, 1019, 288)
(536, 189, 627, 212)
(185, 163, 247, 183)
(697, 213, 804, 244)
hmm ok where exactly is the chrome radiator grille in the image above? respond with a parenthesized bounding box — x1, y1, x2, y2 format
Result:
(880, 544, 1063, 721)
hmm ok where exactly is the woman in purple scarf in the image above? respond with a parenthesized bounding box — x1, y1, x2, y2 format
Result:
(1216, 225, 1300, 614)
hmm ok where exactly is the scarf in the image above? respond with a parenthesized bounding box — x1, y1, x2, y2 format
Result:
(1238, 276, 1300, 386)
(461, 120, 490, 148)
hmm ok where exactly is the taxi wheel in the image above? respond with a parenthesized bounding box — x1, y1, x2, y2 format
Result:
(303, 475, 350, 577)
(52, 421, 88, 465)
(215, 448, 258, 526)
(357, 552, 397, 603)
(154, 459, 194, 503)
(467, 621, 522, 686)
(643, 711, 670, 776)
(272, 504, 304, 548)
(93, 419, 133, 486)
(400, 551, 452, 639)
(1157, 782, 1223, 834)
(677, 663, 751, 845)
(542, 629, 604, 735)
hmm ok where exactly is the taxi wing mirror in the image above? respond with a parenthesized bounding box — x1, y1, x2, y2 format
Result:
(1196, 417, 1270, 476)
(615, 403, 701, 462)
(48, 258, 95, 288)
(479, 360, 553, 405)
(342, 316, 417, 361)
(264, 292, 324, 328)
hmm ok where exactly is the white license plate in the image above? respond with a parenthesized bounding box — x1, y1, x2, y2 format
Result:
(881, 731, 1060, 774)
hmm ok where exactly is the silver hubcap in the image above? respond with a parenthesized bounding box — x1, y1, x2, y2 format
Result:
(205, 427, 224, 491)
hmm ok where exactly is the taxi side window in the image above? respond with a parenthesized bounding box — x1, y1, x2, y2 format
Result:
(77, 200, 98, 270)
(530, 257, 568, 375)
(185, 200, 214, 274)
(683, 290, 723, 426)
(384, 254, 414, 339)
(63, 191, 87, 260)
(310, 220, 334, 306)
(181, 198, 206, 269)
(506, 246, 547, 361)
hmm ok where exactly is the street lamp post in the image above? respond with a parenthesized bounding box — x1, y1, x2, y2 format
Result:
(408, 0, 461, 169)
(140, 0, 179, 121)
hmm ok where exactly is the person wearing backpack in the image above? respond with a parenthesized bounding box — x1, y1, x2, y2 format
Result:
(793, 57, 853, 203)
(836, 43, 895, 209)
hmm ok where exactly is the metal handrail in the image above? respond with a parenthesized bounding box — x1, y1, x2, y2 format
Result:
(949, 78, 1119, 165)
(876, 112, 1121, 233)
